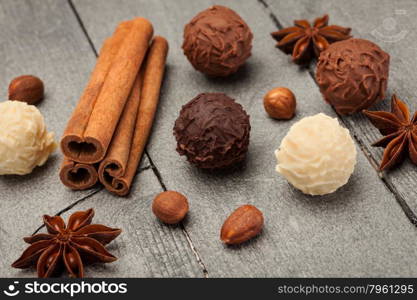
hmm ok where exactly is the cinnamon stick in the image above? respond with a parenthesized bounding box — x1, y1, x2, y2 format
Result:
(60, 158, 98, 190)
(61, 18, 153, 164)
(98, 69, 144, 193)
(59, 20, 132, 190)
(99, 36, 169, 196)
(60, 22, 131, 164)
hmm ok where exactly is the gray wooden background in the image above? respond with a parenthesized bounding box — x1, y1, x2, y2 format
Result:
(1, 0, 417, 277)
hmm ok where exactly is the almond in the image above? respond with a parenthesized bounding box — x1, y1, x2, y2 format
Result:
(220, 204, 264, 245)
(8, 75, 44, 105)
(152, 191, 189, 224)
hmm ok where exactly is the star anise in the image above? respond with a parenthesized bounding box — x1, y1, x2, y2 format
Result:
(271, 14, 351, 65)
(12, 208, 121, 278)
(363, 94, 417, 171)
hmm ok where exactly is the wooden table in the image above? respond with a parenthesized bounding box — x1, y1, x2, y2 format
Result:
(1, 0, 417, 277)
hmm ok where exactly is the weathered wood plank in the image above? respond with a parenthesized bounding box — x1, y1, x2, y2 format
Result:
(0, 0, 106, 276)
(73, 0, 417, 276)
(65, 167, 202, 277)
(10, 167, 202, 278)
(263, 0, 417, 218)
(0, 0, 201, 277)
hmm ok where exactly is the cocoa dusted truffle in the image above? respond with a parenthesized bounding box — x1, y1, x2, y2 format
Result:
(182, 5, 253, 77)
(173, 93, 250, 169)
(316, 38, 390, 115)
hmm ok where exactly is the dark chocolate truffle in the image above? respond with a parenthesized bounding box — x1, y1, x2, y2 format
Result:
(316, 38, 390, 115)
(182, 5, 253, 77)
(173, 93, 250, 169)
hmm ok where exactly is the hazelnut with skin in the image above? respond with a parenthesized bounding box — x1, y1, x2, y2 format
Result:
(152, 191, 189, 224)
(8, 75, 44, 105)
(263, 87, 296, 120)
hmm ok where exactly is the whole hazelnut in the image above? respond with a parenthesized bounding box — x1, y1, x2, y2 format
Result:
(263, 87, 296, 120)
(152, 191, 189, 224)
(8, 75, 44, 105)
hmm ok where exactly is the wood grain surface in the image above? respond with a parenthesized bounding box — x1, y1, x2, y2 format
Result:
(1, 0, 417, 277)
(0, 0, 200, 278)
(264, 0, 417, 229)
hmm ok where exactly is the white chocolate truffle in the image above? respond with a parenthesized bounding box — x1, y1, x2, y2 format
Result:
(275, 113, 357, 196)
(0, 101, 57, 175)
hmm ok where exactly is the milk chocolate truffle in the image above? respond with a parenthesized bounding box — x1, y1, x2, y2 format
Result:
(275, 113, 357, 196)
(173, 93, 250, 169)
(182, 5, 253, 77)
(316, 38, 390, 115)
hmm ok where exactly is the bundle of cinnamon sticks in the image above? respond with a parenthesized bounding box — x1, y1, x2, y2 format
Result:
(59, 18, 168, 196)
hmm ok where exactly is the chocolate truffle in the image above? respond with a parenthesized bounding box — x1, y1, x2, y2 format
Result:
(0, 101, 57, 175)
(173, 93, 250, 169)
(275, 113, 357, 196)
(316, 38, 390, 115)
(182, 5, 253, 77)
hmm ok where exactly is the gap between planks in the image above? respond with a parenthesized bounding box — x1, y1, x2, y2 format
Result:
(257, 0, 417, 228)
(66, 0, 209, 278)
(31, 165, 152, 236)
(146, 150, 209, 278)
(67, 0, 417, 278)
(70, 0, 416, 277)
